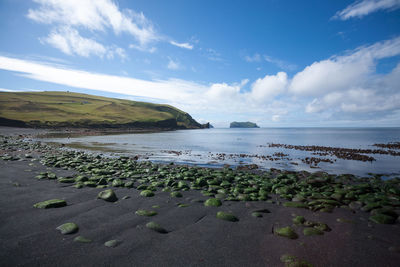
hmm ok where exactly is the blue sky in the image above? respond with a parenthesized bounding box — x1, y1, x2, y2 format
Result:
(0, 0, 400, 127)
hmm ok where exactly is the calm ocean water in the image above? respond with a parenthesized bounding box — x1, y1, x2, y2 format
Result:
(44, 128, 400, 177)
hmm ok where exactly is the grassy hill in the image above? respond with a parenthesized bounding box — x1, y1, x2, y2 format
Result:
(0, 91, 203, 129)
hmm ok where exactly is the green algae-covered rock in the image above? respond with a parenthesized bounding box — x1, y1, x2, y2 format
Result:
(292, 216, 305, 225)
(369, 214, 396, 224)
(280, 254, 313, 267)
(58, 177, 75, 183)
(170, 191, 183, 198)
(275, 226, 298, 239)
(303, 227, 324, 236)
(283, 202, 308, 208)
(112, 179, 123, 187)
(74, 182, 84, 189)
(361, 202, 381, 212)
(146, 222, 168, 234)
(135, 209, 157, 216)
(204, 198, 222, 207)
(104, 239, 120, 248)
(140, 190, 155, 197)
(74, 236, 92, 243)
(83, 181, 97, 187)
(97, 189, 118, 202)
(251, 211, 263, 218)
(124, 181, 134, 188)
(370, 208, 398, 218)
(34, 199, 66, 209)
(178, 203, 189, 208)
(56, 222, 79, 235)
(216, 211, 239, 222)
(314, 223, 331, 232)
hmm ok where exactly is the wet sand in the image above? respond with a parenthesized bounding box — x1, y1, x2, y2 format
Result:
(0, 127, 399, 266)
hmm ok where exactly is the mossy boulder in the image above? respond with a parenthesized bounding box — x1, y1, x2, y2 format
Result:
(140, 190, 155, 197)
(146, 222, 168, 234)
(314, 223, 331, 232)
(56, 222, 79, 235)
(112, 179, 124, 187)
(275, 226, 298, 239)
(135, 209, 157, 216)
(97, 189, 118, 202)
(303, 227, 324, 236)
(57, 177, 75, 183)
(73, 236, 92, 243)
(34, 199, 66, 209)
(292, 216, 305, 225)
(170, 191, 183, 198)
(216, 211, 239, 222)
(251, 211, 263, 218)
(370, 208, 398, 218)
(204, 198, 222, 207)
(369, 214, 396, 224)
(280, 254, 313, 267)
(104, 239, 120, 248)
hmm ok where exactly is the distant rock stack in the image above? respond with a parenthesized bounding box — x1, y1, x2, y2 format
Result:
(230, 121, 259, 128)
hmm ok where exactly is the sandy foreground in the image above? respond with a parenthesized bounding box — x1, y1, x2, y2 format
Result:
(0, 127, 399, 267)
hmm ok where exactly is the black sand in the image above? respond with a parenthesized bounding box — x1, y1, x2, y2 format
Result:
(0, 127, 399, 266)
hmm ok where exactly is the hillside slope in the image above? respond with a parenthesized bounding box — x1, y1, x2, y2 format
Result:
(0, 91, 203, 129)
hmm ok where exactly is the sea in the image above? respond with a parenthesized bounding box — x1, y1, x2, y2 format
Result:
(43, 127, 400, 178)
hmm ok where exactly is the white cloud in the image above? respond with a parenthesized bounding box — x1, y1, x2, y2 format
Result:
(334, 0, 400, 20)
(28, 0, 157, 46)
(250, 72, 288, 102)
(170, 41, 193, 50)
(245, 54, 261, 62)
(205, 48, 223, 62)
(44, 27, 106, 57)
(0, 55, 204, 103)
(167, 58, 181, 70)
(42, 26, 126, 59)
(28, 0, 193, 56)
(245, 53, 297, 70)
(0, 88, 18, 92)
(263, 55, 297, 71)
(289, 36, 400, 96)
(271, 115, 281, 122)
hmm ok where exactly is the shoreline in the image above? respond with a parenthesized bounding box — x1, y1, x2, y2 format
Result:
(1, 127, 400, 266)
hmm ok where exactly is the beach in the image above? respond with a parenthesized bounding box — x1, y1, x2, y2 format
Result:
(0, 127, 399, 267)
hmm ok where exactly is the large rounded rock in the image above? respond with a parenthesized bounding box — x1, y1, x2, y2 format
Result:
(104, 240, 120, 248)
(204, 198, 222, 207)
(216, 211, 239, 222)
(303, 227, 324, 236)
(34, 199, 67, 209)
(274, 226, 298, 239)
(97, 189, 118, 202)
(73, 236, 92, 243)
(56, 222, 79, 235)
(146, 222, 168, 234)
(135, 209, 157, 216)
(140, 190, 155, 197)
(369, 214, 396, 224)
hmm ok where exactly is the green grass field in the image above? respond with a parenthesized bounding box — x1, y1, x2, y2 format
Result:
(0, 91, 202, 129)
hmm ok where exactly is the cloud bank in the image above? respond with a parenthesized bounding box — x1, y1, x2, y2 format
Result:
(27, 0, 193, 58)
(1, 37, 400, 125)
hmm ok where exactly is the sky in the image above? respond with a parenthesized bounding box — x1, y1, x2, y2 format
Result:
(0, 0, 400, 127)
